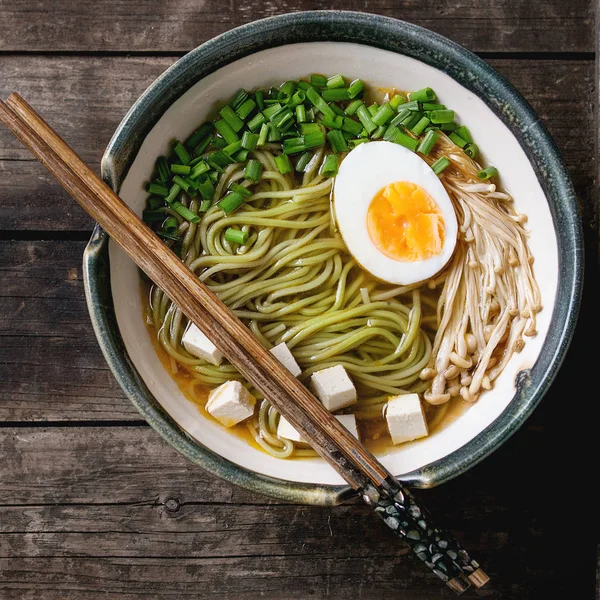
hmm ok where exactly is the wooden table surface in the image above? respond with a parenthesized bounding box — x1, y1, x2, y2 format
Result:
(0, 2, 597, 598)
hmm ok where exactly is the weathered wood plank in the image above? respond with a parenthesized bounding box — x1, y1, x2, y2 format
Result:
(0, 0, 593, 54)
(0, 56, 593, 232)
(0, 240, 134, 420)
(0, 422, 593, 598)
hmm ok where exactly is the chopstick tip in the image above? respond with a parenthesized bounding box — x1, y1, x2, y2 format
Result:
(447, 574, 470, 595)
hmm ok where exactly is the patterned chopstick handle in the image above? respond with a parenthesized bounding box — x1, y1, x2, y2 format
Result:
(361, 478, 483, 594)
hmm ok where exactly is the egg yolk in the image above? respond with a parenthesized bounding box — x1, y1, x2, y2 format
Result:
(366, 181, 445, 262)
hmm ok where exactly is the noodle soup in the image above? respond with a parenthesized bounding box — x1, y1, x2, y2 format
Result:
(141, 75, 540, 459)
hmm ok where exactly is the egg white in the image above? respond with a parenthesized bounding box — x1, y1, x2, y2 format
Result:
(333, 141, 458, 285)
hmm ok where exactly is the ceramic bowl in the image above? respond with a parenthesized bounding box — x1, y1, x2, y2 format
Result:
(83, 11, 583, 505)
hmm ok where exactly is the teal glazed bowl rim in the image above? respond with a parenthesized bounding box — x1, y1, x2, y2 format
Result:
(83, 11, 583, 506)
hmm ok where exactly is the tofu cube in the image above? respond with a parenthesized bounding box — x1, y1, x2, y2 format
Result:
(277, 413, 359, 442)
(269, 342, 302, 377)
(335, 414, 360, 440)
(386, 393, 428, 445)
(181, 323, 223, 366)
(310, 365, 357, 412)
(205, 381, 255, 428)
(276, 415, 305, 442)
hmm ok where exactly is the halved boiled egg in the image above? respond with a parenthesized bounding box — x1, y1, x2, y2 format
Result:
(333, 141, 458, 285)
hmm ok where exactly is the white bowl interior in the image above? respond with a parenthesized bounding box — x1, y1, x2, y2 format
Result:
(109, 42, 558, 485)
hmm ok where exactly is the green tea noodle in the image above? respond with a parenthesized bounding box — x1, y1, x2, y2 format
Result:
(149, 146, 437, 457)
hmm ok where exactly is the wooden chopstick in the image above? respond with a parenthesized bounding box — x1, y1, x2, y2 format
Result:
(0, 94, 489, 594)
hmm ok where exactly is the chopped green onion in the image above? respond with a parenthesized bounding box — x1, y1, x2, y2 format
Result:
(156, 156, 170, 182)
(171, 201, 200, 223)
(464, 143, 479, 159)
(287, 90, 306, 108)
(348, 138, 369, 149)
(165, 183, 181, 203)
(430, 109, 455, 124)
(322, 88, 349, 102)
(297, 80, 311, 91)
(196, 176, 215, 200)
(225, 227, 248, 245)
(193, 136, 212, 156)
(170, 163, 191, 176)
(283, 136, 306, 154)
(478, 166, 498, 180)
(185, 123, 213, 149)
(247, 112, 266, 132)
(404, 100, 421, 111)
(345, 99, 363, 116)
(389, 94, 406, 109)
(367, 103, 379, 117)
(172, 175, 192, 194)
(234, 149, 249, 162)
(417, 130, 439, 155)
(262, 103, 282, 119)
(211, 136, 228, 149)
(219, 105, 244, 132)
(310, 74, 328, 88)
(230, 89, 248, 110)
(456, 125, 473, 143)
(158, 231, 180, 242)
(401, 112, 422, 130)
(296, 104, 307, 123)
(304, 130, 326, 149)
(269, 106, 294, 131)
(295, 151, 314, 172)
(320, 154, 339, 177)
(356, 104, 377, 134)
(267, 124, 281, 142)
(306, 87, 336, 120)
(327, 129, 348, 152)
(449, 132, 468, 148)
(372, 104, 395, 126)
(208, 171, 219, 183)
(257, 123, 269, 147)
(229, 183, 252, 199)
(300, 122, 320, 135)
(143, 208, 166, 223)
(213, 119, 239, 145)
(440, 122, 458, 132)
(347, 79, 364, 99)
(383, 124, 401, 142)
(223, 140, 243, 156)
(409, 87, 436, 102)
(321, 115, 344, 129)
(326, 74, 345, 89)
(173, 141, 191, 165)
(245, 159, 263, 182)
(241, 131, 259, 151)
(306, 107, 315, 121)
(411, 116, 430, 136)
(341, 117, 364, 136)
(148, 195, 164, 210)
(394, 131, 419, 151)
(162, 216, 179, 234)
(218, 191, 246, 214)
(147, 182, 169, 197)
(432, 156, 451, 175)
(209, 150, 235, 170)
(254, 90, 264, 110)
(199, 199, 212, 213)
(275, 154, 293, 174)
(190, 161, 210, 179)
(236, 98, 257, 120)
(279, 80, 296, 100)
(371, 125, 386, 139)
(422, 103, 446, 111)
(390, 107, 411, 127)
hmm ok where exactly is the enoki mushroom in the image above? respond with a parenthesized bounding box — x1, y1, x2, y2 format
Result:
(420, 134, 542, 405)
